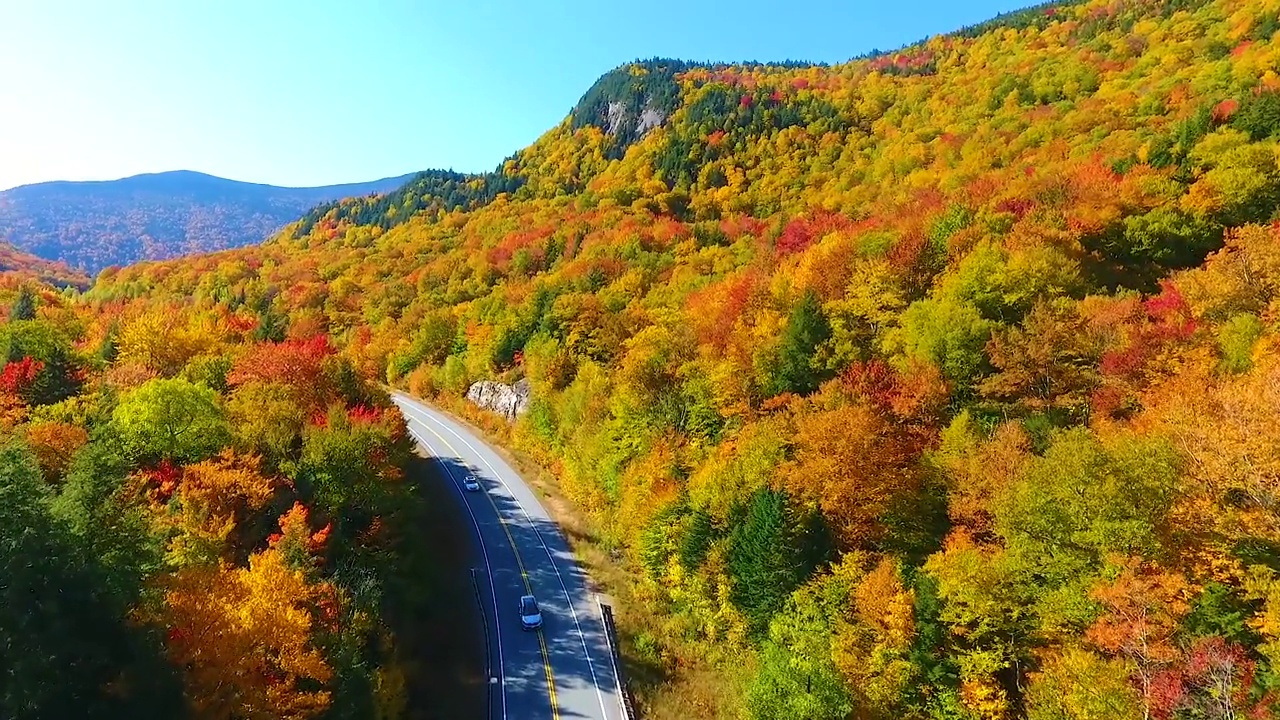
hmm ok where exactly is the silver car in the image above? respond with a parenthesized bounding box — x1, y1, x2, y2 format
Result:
(519, 594, 542, 631)
(462, 474, 482, 492)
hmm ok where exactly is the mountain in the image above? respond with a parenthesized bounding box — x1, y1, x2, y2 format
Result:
(17, 0, 1280, 718)
(0, 170, 417, 273)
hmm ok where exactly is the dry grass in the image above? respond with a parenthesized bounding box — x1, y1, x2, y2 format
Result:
(419, 395, 742, 720)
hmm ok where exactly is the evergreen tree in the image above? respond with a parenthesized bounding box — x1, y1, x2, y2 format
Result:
(767, 290, 833, 396)
(9, 286, 36, 321)
(679, 508, 716, 570)
(729, 487, 829, 636)
(0, 441, 183, 719)
(97, 320, 119, 364)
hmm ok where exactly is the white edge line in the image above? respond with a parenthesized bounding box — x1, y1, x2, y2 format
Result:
(396, 394, 613, 720)
(402, 416, 508, 720)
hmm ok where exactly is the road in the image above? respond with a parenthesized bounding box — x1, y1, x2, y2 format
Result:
(391, 392, 624, 720)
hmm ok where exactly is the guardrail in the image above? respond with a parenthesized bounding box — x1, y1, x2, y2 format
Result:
(596, 596, 638, 720)
(472, 568, 495, 720)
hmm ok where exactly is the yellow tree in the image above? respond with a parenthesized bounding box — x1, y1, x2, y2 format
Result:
(152, 547, 335, 719)
(1139, 344, 1280, 562)
(783, 400, 920, 549)
(934, 415, 1032, 541)
(117, 308, 214, 377)
(24, 421, 88, 483)
(832, 557, 919, 717)
(156, 451, 278, 567)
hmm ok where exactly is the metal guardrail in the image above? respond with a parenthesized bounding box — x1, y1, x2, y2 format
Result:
(596, 596, 638, 720)
(472, 568, 495, 720)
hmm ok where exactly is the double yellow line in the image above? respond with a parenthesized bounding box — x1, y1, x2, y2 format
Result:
(412, 417, 560, 719)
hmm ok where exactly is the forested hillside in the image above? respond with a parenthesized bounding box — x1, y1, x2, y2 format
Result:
(0, 242, 89, 289)
(0, 281, 425, 718)
(22, 0, 1280, 717)
(0, 170, 415, 273)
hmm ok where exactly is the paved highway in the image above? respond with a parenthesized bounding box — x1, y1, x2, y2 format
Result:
(392, 392, 624, 720)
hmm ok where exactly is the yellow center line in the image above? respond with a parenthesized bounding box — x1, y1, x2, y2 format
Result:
(414, 418, 560, 720)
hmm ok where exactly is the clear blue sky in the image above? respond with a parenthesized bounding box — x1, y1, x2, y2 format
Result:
(0, 0, 1030, 191)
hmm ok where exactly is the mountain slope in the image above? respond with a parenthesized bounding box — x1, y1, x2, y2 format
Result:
(0, 241, 89, 289)
(80, 0, 1280, 718)
(0, 170, 417, 272)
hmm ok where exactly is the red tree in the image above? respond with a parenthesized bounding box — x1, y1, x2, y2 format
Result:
(0, 357, 45, 401)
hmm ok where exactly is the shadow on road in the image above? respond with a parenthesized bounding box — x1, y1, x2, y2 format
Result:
(384, 453, 487, 720)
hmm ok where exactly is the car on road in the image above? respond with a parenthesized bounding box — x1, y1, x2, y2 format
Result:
(519, 594, 543, 631)
(462, 474, 482, 492)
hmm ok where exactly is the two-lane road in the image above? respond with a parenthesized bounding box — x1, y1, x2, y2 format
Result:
(392, 392, 623, 720)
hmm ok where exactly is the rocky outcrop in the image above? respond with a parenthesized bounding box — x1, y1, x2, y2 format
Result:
(465, 378, 531, 421)
(636, 107, 666, 135)
(605, 101, 630, 136)
(604, 101, 667, 139)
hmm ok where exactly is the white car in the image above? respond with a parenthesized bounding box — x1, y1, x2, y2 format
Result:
(462, 474, 482, 492)
(519, 594, 543, 631)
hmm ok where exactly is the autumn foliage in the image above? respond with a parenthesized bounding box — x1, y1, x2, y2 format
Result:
(13, 0, 1280, 717)
(150, 549, 336, 719)
(0, 285, 411, 717)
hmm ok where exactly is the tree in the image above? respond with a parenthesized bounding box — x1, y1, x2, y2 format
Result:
(1166, 636, 1275, 720)
(228, 335, 337, 412)
(158, 451, 279, 567)
(762, 290, 833, 396)
(112, 377, 230, 463)
(934, 415, 1032, 541)
(980, 300, 1101, 414)
(24, 421, 88, 483)
(612, 322, 695, 434)
(885, 296, 994, 392)
(0, 356, 46, 406)
(744, 573, 855, 720)
(1176, 223, 1280, 321)
(227, 381, 306, 468)
(1184, 140, 1280, 229)
(270, 502, 331, 573)
(117, 310, 213, 377)
(783, 401, 921, 550)
(1216, 312, 1263, 374)
(0, 440, 183, 718)
(291, 408, 406, 528)
(821, 260, 907, 370)
(1110, 207, 1223, 277)
(49, 441, 164, 607)
(387, 311, 456, 380)
(923, 535, 1029, 719)
(0, 320, 81, 405)
(1142, 350, 1280, 551)
(1024, 647, 1143, 720)
(9, 285, 36, 321)
(1085, 557, 1191, 720)
(151, 548, 335, 719)
(831, 557, 921, 717)
(182, 353, 234, 393)
(728, 487, 829, 636)
(995, 430, 1181, 590)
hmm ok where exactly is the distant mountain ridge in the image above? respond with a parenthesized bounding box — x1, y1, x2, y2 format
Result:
(0, 170, 417, 273)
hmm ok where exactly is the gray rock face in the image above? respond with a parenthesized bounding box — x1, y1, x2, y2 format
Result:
(465, 378, 532, 421)
(605, 101, 630, 136)
(636, 107, 666, 135)
(603, 101, 667, 139)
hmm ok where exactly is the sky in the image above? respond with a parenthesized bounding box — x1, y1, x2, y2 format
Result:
(0, 0, 1031, 191)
